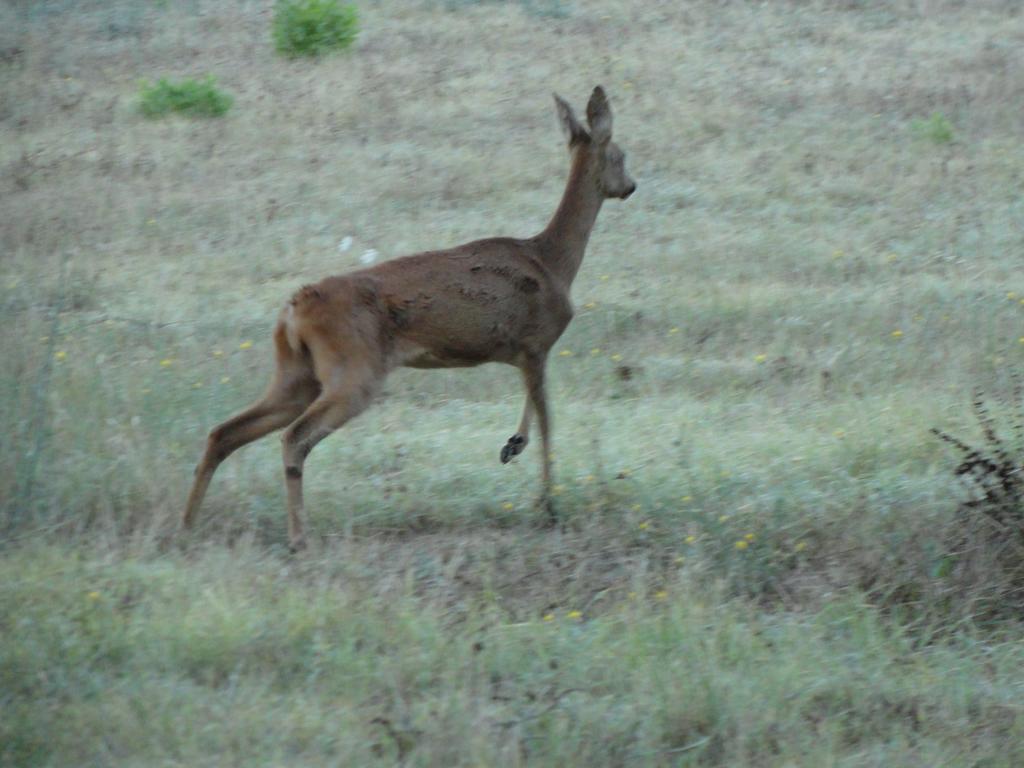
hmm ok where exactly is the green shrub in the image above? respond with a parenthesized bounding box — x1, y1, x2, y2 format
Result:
(911, 111, 954, 144)
(273, 0, 359, 57)
(138, 76, 233, 118)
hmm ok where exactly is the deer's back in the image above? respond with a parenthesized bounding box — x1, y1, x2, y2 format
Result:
(287, 238, 571, 369)
(382, 237, 571, 366)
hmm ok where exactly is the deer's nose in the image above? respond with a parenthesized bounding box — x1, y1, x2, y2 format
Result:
(622, 182, 636, 199)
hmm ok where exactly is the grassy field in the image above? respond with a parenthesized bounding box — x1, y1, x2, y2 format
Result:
(3, 0, 1024, 765)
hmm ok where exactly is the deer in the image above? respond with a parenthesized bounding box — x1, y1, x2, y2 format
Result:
(182, 86, 635, 551)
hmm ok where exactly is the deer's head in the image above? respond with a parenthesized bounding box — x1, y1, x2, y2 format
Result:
(554, 86, 636, 200)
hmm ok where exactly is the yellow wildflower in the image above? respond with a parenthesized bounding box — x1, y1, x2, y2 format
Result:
(654, 590, 668, 600)
(668, 327, 679, 335)
(610, 353, 623, 362)
(685, 535, 696, 544)
(795, 541, 808, 552)
(239, 341, 253, 350)
(566, 610, 582, 620)
(160, 358, 173, 367)
(891, 330, 903, 338)
(54, 350, 67, 361)
(559, 349, 574, 357)
(638, 521, 649, 530)
(735, 540, 749, 550)
(600, 274, 610, 281)
(221, 376, 231, 384)
(744, 533, 755, 542)
(591, 348, 602, 356)
(543, 613, 555, 622)
(87, 591, 100, 602)
(681, 495, 692, 503)
(502, 502, 514, 511)
(754, 354, 767, 363)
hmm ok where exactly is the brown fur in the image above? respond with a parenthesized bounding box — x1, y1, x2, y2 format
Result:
(182, 86, 635, 550)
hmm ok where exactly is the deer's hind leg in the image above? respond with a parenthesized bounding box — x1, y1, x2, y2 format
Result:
(280, 355, 382, 552)
(183, 331, 319, 531)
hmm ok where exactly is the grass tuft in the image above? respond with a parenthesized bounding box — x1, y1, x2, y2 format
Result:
(911, 111, 955, 144)
(138, 76, 233, 118)
(272, 0, 359, 57)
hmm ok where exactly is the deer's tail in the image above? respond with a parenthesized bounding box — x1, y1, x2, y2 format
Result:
(280, 284, 325, 354)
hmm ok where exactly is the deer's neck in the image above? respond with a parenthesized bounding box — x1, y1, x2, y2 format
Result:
(537, 148, 604, 286)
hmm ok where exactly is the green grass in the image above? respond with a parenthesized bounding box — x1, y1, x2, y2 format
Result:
(912, 112, 956, 144)
(138, 76, 233, 118)
(272, 0, 358, 57)
(3, 0, 1024, 764)
(4, 543, 1023, 766)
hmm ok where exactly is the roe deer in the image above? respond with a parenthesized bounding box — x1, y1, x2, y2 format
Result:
(183, 86, 635, 550)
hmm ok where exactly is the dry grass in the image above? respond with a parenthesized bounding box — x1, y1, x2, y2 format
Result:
(4, 0, 1024, 764)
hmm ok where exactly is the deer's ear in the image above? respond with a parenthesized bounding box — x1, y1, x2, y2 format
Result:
(586, 86, 612, 144)
(554, 93, 589, 146)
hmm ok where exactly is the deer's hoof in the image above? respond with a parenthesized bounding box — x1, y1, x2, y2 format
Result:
(500, 434, 527, 464)
(288, 536, 308, 554)
(546, 503, 559, 527)
(535, 496, 559, 528)
(532, 493, 557, 524)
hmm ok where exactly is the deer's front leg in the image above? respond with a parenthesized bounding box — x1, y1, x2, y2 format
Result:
(500, 397, 533, 464)
(521, 355, 556, 524)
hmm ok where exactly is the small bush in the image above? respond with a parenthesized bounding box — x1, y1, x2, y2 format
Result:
(911, 112, 954, 144)
(273, 0, 358, 57)
(932, 384, 1024, 619)
(933, 388, 1024, 532)
(138, 76, 233, 118)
